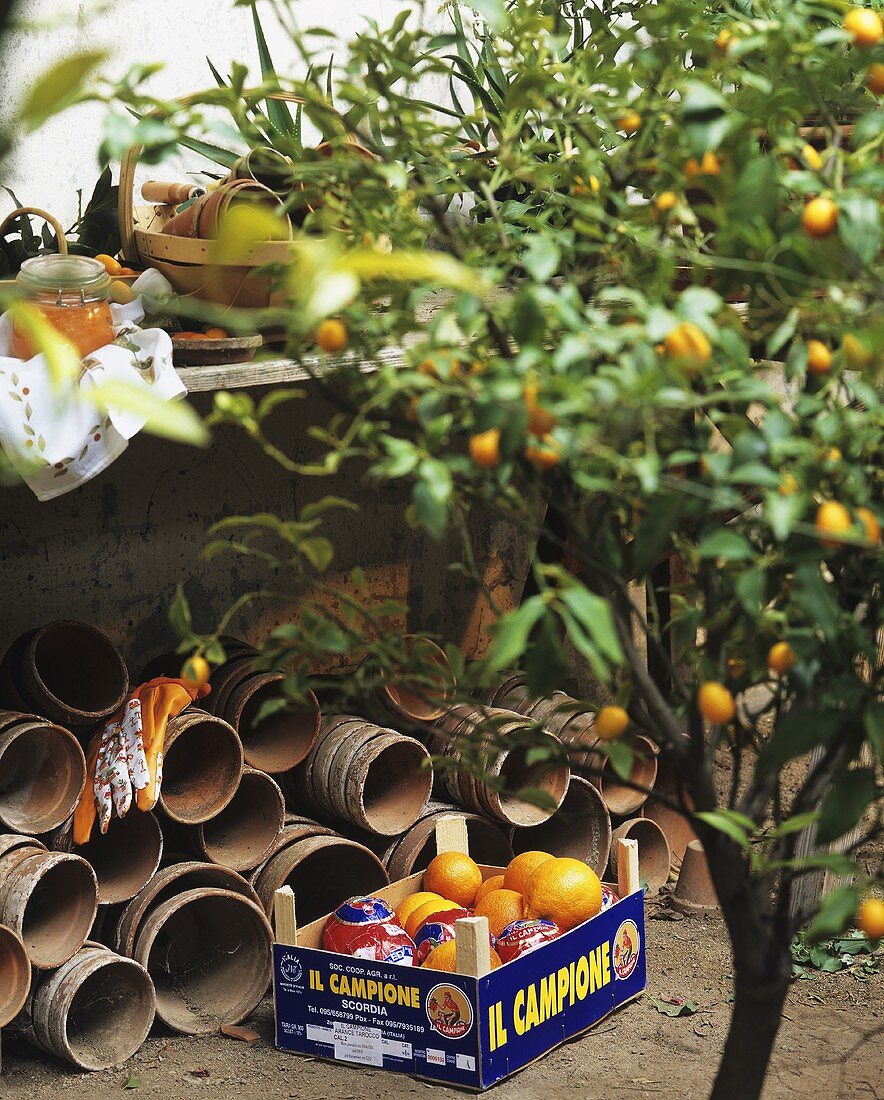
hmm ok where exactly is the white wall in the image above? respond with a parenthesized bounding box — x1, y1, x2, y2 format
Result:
(0, 0, 433, 228)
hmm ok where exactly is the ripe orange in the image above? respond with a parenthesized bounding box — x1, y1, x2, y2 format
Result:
(715, 28, 734, 53)
(524, 857, 602, 932)
(844, 7, 883, 47)
(525, 436, 561, 470)
(423, 851, 483, 908)
(618, 111, 642, 135)
(474, 889, 526, 938)
(504, 851, 554, 895)
(698, 682, 736, 724)
(595, 705, 629, 741)
(95, 253, 123, 275)
(816, 500, 852, 545)
(779, 472, 800, 496)
(396, 891, 444, 929)
(857, 507, 881, 545)
(524, 383, 557, 435)
(180, 655, 210, 687)
(843, 333, 873, 370)
(422, 939, 502, 971)
(656, 191, 678, 213)
(469, 428, 501, 468)
(858, 897, 884, 939)
(767, 642, 796, 675)
(405, 899, 462, 940)
(664, 321, 712, 373)
(867, 62, 884, 94)
(685, 151, 721, 179)
(474, 875, 505, 905)
(826, 447, 842, 463)
(316, 318, 348, 353)
(806, 340, 832, 375)
(802, 196, 838, 238)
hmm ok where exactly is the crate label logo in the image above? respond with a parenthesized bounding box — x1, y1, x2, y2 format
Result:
(280, 953, 303, 985)
(426, 984, 473, 1039)
(612, 920, 640, 981)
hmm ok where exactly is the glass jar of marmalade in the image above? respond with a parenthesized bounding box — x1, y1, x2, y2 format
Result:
(11, 255, 115, 361)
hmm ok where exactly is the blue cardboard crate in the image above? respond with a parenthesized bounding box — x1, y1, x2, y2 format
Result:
(273, 849, 646, 1089)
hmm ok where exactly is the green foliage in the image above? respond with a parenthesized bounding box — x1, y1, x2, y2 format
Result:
(792, 929, 881, 978)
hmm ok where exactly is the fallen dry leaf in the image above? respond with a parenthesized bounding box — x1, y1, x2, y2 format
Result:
(220, 1024, 261, 1043)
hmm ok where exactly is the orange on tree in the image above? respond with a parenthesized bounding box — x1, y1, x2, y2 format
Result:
(473, 889, 526, 938)
(857, 897, 884, 939)
(767, 642, 797, 675)
(180, 655, 210, 688)
(664, 321, 712, 373)
(523, 857, 603, 932)
(800, 144, 823, 172)
(655, 191, 678, 213)
(316, 318, 348, 353)
(474, 874, 505, 905)
(525, 435, 561, 470)
(618, 111, 641, 134)
(779, 472, 800, 496)
(469, 427, 501, 468)
(715, 28, 734, 53)
(815, 500, 852, 545)
(524, 383, 557, 435)
(423, 851, 483, 907)
(396, 891, 444, 929)
(801, 196, 838, 238)
(685, 150, 721, 178)
(806, 340, 832, 375)
(843, 332, 873, 370)
(698, 681, 736, 724)
(857, 507, 881, 545)
(405, 898, 463, 940)
(726, 657, 747, 680)
(867, 62, 884, 94)
(826, 447, 842, 464)
(504, 850, 554, 895)
(595, 705, 629, 741)
(844, 7, 883, 47)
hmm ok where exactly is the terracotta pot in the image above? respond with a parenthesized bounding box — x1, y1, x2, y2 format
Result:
(642, 754, 697, 869)
(157, 709, 243, 824)
(222, 673, 320, 774)
(195, 767, 284, 872)
(0, 711, 86, 832)
(73, 810, 163, 905)
(597, 735, 658, 816)
(370, 636, 454, 724)
(511, 776, 612, 879)
(0, 923, 30, 1027)
(383, 800, 513, 880)
(609, 818, 671, 896)
(672, 840, 721, 917)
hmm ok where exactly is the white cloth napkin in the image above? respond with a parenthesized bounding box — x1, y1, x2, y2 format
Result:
(0, 270, 186, 501)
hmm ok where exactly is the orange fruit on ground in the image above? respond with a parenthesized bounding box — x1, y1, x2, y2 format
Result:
(844, 7, 883, 47)
(524, 857, 602, 932)
(857, 507, 881, 545)
(469, 427, 501, 469)
(422, 939, 502, 972)
(316, 318, 348, 354)
(203, 327, 229, 340)
(698, 682, 736, 724)
(618, 111, 641, 135)
(423, 851, 483, 908)
(806, 340, 831, 375)
(180, 655, 210, 687)
(504, 851, 554, 895)
(95, 253, 123, 275)
(474, 889, 526, 938)
(664, 321, 712, 373)
(767, 642, 797, 675)
(802, 196, 838, 238)
(396, 891, 444, 929)
(474, 875, 505, 905)
(595, 705, 629, 741)
(405, 899, 463, 940)
(858, 897, 884, 939)
(867, 62, 884, 94)
(816, 500, 852, 545)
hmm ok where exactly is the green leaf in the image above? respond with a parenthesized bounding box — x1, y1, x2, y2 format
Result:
(89, 381, 209, 446)
(486, 597, 546, 672)
(806, 885, 860, 944)
(603, 738, 634, 782)
(648, 996, 698, 1017)
(168, 585, 193, 640)
(760, 709, 842, 770)
(559, 587, 623, 665)
(251, 3, 297, 136)
(20, 50, 107, 131)
(864, 701, 884, 763)
(680, 81, 731, 155)
(299, 537, 334, 572)
(123, 1073, 141, 1090)
(471, 0, 508, 31)
(816, 768, 877, 845)
(763, 491, 805, 541)
(523, 235, 560, 282)
(792, 563, 840, 640)
(696, 529, 754, 561)
(838, 194, 880, 267)
(300, 496, 359, 522)
(694, 809, 752, 848)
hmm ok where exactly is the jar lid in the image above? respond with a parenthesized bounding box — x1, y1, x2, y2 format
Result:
(16, 255, 110, 298)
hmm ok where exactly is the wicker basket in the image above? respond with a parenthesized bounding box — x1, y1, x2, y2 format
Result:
(0, 206, 69, 294)
(117, 90, 302, 310)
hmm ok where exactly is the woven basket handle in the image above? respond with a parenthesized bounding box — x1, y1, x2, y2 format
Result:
(0, 206, 69, 254)
(118, 88, 306, 262)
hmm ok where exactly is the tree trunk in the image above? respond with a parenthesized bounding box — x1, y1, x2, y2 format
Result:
(709, 971, 790, 1100)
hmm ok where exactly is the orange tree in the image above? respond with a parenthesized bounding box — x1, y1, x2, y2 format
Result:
(130, 1, 884, 1095)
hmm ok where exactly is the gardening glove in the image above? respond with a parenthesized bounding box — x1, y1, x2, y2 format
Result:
(73, 676, 209, 844)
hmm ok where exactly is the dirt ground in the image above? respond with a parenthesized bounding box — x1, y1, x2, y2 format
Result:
(1, 907, 880, 1100)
